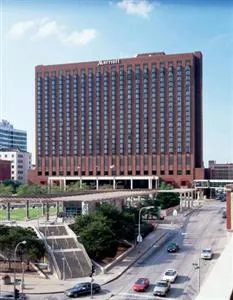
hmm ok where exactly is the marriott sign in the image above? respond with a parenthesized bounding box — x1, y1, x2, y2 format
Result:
(97, 59, 120, 66)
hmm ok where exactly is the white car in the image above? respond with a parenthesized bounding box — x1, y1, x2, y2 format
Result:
(201, 248, 213, 260)
(163, 269, 178, 283)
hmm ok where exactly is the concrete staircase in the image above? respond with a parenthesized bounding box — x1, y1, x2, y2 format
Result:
(38, 225, 92, 279)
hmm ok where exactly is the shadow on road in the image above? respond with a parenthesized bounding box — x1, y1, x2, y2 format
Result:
(169, 287, 185, 298)
(175, 274, 190, 284)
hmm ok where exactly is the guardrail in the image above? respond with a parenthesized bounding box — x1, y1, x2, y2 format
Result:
(34, 226, 62, 279)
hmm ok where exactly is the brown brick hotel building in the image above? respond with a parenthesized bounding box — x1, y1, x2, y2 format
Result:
(33, 51, 204, 188)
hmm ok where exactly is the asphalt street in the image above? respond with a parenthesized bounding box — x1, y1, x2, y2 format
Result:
(28, 201, 227, 300)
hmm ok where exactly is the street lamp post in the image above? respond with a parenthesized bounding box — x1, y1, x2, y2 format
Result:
(62, 257, 65, 280)
(137, 206, 154, 243)
(182, 232, 201, 293)
(51, 232, 54, 251)
(14, 241, 27, 300)
(21, 262, 25, 294)
(192, 258, 201, 292)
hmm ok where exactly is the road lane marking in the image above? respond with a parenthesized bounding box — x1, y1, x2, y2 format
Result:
(117, 292, 175, 299)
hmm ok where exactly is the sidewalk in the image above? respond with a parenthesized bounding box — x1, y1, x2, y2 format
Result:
(0, 229, 172, 296)
(0, 205, 201, 297)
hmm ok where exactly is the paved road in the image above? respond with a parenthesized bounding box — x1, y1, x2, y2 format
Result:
(103, 201, 227, 300)
(28, 201, 227, 300)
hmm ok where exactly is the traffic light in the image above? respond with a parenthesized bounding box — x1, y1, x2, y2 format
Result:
(14, 288, 19, 299)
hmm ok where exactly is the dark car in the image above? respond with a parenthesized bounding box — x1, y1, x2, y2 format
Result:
(222, 211, 226, 218)
(0, 291, 26, 300)
(64, 282, 101, 298)
(167, 242, 179, 253)
(132, 278, 150, 292)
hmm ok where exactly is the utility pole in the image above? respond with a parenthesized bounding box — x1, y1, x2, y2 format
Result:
(192, 258, 200, 293)
(90, 264, 95, 299)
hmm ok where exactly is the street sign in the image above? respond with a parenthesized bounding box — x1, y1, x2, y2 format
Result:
(173, 209, 178, 217)
(137, 234, 143, 243)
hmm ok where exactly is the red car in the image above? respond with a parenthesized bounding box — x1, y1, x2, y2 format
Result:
(133, 278, 150, 292)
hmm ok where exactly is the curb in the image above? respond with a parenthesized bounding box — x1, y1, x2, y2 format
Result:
(101, 230, 170, 286)
(28, 231, 170, 294)
(183, 205, 203, 217)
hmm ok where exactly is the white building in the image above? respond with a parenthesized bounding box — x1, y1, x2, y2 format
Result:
(0, 149, 31, 184)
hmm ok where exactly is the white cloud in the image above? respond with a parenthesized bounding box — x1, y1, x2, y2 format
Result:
(117, 0, 154, 18)
(35, 20, 62, 38)
(9, 20, 35, 39)
(9, 18, 96, 46)
(61, 29, 97, 46)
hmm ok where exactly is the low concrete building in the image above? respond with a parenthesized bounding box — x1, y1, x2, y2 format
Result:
(0, 159, 11, 181)
(0, 148, 31, 184)
(208, 160, 233, 179)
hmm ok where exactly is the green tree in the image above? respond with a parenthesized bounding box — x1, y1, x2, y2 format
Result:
(0, 225, 45, 270)
(2, 180, 21, 193)
(0, 184, 13, 196)
(16, 184, 43, 196)
(159, 182, 173, 190)
(96, 203, 136, 240)
(142, 195, 161, 219)
(76, 214, 117, 260)
(156, 192, 180, 209)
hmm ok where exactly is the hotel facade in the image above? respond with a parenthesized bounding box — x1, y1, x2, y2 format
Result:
(32, 51, 204, 188)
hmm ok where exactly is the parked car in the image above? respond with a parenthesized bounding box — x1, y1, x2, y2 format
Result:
(0, 291, 26, 300)
(222, 211, 226, 218)
(162, 269, 178, 283)
(201, 248, 213, 260)
(132, 278, 150, 292)
(64, 282, 101, 297)
(153, 280, 171, 296)
(167, 242, 179, 253)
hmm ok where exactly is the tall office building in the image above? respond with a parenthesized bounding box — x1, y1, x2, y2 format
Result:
(33, 51, 204, 187)
(0, 120, 27, 152)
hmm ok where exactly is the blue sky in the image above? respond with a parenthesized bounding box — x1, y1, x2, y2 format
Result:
(0, 0, 232, 165)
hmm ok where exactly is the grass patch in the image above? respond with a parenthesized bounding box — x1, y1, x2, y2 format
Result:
(0, 207, 57, 221)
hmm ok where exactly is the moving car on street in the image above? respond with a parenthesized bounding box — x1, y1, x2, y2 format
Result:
(201, 248, 213, 260)
(132, 278, 150, 292)
(64, 282, 101, 297)
(167, 242, 179, 253)
(162, 269, 178, 283)
(153, 280, 171, 296)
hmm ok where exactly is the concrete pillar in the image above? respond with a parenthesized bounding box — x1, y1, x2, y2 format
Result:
(80, 178, 82, 189)
(63, 179, 66, 191)
(155, 178, 159, 189)
(82, 201, 89, 215)
(130, 178, 133, 190)
(96, 178, 99, 190)
(25, 200, 30, 219)
(179, 194, 183, 212)
(59, 180, 62, 190)
(148, 179, 152, 190)
(7, 202, 10, 221)
(46, 203, 50, 221)
(113, 178, 116, 190)
(42, 202, 46, 216)
(187, 192, 191, 208)
(56, 201, 59, 217)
